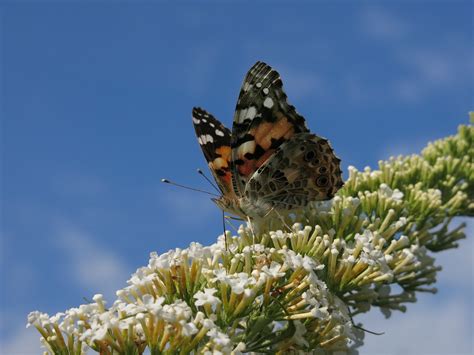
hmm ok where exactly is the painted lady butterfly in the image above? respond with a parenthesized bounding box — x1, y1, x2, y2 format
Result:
(193, 62, 343, 220)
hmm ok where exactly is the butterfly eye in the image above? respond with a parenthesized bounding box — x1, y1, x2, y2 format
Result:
(316, 175, 329, 187)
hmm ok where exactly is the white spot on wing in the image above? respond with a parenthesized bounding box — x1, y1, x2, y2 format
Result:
(199, 134, 214, 144)
(263, 88, 269, 95)
(256, 82, 262, 88)
(238, 140, 256, 156)
(238, 110, 247, 122)
(215, 129, 225, 137)
(210, 123, 215, 128)
(246, 106, 257, 120)
(263, 97, 274, 108)
(202, 119, 207, 123)
(193, 117, 200, 124)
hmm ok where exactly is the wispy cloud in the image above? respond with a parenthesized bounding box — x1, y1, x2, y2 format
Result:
(358, 295, 473, 354)
(359, 6, 473, 103)
(50, 172, 107, 198)
(0, 324, 44, 355)
(158, 188, 217, 224)
(435, 218, 473, 291)
(361, 7, 408, 40)
(393, 45, 474, 102)
(275, 64, 326, 101)
(54, 222, 130, 300)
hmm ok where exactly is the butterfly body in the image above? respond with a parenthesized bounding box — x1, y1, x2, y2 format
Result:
(193, 62, 343, 220)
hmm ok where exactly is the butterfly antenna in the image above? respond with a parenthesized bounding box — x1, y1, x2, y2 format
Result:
(197, 168, 220, 193)
(161, 179, 219, 197)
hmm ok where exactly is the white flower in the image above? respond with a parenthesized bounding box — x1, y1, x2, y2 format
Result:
(89, 324, 109, 341)
(142, 294, 165, 315)
(194, 288, 221, 307)
(202, 318, 216, 329)
(213, 268, 228, 283)
(148, 251, 171, 269)
(290, 321, 309, 347)
(379, 183, 404, 201)
(310, 306, 329, 319)
(179, 319, 198, 337)
(227, 273, 255, 295)
(281, 249, 323, 271)
(128, 268, 156, 288)
(187, 242, 212, 260)
(233, 342, 246, 353)
(207, 328, 231, 346)
(261, 262, 285, 279)
(26, 311, 50, 328)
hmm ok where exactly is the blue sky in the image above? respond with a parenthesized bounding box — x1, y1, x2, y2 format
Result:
(1, 2, 473, 353)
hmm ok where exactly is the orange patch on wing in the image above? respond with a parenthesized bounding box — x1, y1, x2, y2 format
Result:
(238, 149, 276, 177)
(216, 146, 231, 163)
(209, 145, 235, 196)
(256, 149, 275, 167)
(236, 115, 298, 179)
(251, 115, 295, 149)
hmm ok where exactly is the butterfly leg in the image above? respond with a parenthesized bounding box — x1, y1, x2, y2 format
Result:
(272, 209, 293, 232)
(224, 216, 241, 233)
(225, 215, 245, 221)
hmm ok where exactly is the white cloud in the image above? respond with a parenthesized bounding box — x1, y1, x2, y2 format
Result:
(0, 325, 45, 355)
(159, 188, 217, 224)
(359, 6, 473, 103)
(54, 222, 130, 300)
(275, 65, 326, 101)
(361, 7, 408, 40)
(50, 172, 106, 198)
(435, 218, 473, 290)
(357, 295, 473, 354)
(393, 46, 474, 102)
(0, 219, 132, 354)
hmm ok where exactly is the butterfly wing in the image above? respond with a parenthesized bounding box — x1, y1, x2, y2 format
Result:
(231, 61, 309, 196)
(192, 107, 236, 198)
(245, 133, 343, 211)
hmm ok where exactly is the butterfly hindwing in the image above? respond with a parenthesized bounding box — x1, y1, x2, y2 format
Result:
(244, 133, 343, 211)
(192, 107, 236, 198)
(231, 61, 309, 196)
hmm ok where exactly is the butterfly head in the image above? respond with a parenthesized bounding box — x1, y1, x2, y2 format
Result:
(212, 195, 275, 220)
(212, 196, 245, 219)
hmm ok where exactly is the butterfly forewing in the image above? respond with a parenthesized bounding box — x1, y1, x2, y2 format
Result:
(230, 62, 309, 197)
(192, 107, 236, 198)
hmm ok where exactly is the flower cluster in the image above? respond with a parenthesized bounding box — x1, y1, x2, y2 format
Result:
(28, 236, 354, 353)
(27, 117, 473, 353)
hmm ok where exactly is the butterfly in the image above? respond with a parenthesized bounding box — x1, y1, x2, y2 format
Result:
(192, 61, 343, 221)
